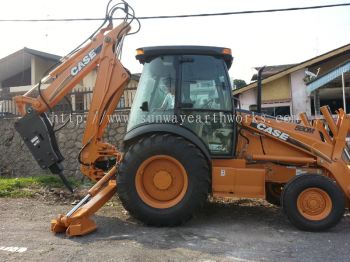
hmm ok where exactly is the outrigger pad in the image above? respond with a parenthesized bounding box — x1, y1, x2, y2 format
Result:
(65, 217, 97, 237)
(51, 215, 97, 237)
(14, 109, 64, 173)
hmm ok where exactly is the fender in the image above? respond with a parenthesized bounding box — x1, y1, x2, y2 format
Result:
(124, 123, 211, 162)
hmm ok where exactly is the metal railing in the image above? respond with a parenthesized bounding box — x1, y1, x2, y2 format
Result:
(0, 86, 136, 118)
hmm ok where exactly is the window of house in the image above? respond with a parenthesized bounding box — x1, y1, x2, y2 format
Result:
(75, 93, 84, 113)
(260, 106, 291, 117)
(117, 96, 125, 109)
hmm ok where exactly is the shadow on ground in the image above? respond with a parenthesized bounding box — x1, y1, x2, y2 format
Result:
(61, 200, 350, 261)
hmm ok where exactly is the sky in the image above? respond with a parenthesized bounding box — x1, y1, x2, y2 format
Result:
(0, 0, 350, 83)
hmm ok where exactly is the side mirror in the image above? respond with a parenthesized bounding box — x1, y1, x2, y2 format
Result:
(140, 101, 149, 112)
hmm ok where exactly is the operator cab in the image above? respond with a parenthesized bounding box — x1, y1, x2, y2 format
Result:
(127, 46, 235, 156)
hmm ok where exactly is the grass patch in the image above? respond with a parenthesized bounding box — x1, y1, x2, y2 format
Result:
(0, 175, 83, 198)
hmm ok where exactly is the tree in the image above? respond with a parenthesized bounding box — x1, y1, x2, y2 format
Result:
(233, 79, 247, 89)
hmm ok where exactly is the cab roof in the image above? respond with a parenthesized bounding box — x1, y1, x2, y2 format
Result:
(136, 45, 233, 69)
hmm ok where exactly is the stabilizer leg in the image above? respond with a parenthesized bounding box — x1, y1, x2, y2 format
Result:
(51, 167, 117, 237)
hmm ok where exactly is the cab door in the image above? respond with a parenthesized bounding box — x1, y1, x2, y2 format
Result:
(177, 55, 235, 157)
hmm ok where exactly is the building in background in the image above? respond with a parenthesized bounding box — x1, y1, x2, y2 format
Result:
(0, 47, 139, 115)
(233, 43, 350, 117)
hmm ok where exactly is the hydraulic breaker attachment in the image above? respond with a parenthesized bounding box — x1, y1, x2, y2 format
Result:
(51, 166, 117, 236)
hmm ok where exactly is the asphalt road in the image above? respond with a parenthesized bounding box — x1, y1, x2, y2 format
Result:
(0, 197, 349, 262)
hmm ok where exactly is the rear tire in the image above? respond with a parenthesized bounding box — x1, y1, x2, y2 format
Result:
(282, 174, 345, 231)
(117, 134, 210, 226)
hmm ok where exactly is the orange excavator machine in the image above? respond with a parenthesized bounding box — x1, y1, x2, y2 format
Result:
(14, 1, 350, 236)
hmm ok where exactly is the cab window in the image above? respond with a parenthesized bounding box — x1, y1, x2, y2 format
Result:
(181, 55, 232, 111)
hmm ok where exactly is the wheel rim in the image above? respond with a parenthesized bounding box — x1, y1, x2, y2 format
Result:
(297, 187, 332, 221)
(135, 155, 188, 209)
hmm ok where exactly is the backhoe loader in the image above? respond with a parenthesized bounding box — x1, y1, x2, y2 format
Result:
(13, 1, 350, 236)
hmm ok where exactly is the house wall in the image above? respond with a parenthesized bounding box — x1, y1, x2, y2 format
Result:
(239, 88, 256, 110)
(238, 75, 290, 111)
(31, 56, 57, 84)
(290, 69, 311, 116)
(82, 70, 97, 88)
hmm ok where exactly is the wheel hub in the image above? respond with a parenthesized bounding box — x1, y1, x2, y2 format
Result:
(135, 155, 188, 209)
(153, 170, 172, 190)
(297, 188, 332, 221)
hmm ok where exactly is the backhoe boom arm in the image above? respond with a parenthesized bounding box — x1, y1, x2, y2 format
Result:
(13, 12, 134, 236)
(14, 21, 131, 181)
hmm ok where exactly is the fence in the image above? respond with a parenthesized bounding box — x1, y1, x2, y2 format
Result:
(0, 86, 137, 117)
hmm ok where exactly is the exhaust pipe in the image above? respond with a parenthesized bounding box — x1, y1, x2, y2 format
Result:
(257, 66, 265, 114)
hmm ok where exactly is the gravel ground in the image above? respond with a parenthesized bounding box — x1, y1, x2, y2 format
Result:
(0, 197, 349, 262)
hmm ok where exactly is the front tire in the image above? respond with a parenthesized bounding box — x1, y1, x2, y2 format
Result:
(282, 174, 345, 231)
(117, 134, 210, 226)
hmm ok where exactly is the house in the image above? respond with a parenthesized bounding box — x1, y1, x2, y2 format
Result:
(233, 43, 350, 117)
(0, 47, 139, 115)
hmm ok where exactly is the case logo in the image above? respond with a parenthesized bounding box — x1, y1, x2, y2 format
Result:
(254, 123, 289, 141)
(70, 45, 101, 76)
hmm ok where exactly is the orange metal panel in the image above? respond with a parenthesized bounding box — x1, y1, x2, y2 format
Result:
(212, 166, 235, 193)
(264, 164, 296, 183)
(212, 167, 266, 199)
(212, 159, 246, 168)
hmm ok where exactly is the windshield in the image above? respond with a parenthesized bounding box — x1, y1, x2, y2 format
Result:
(127, 56, 176, 131)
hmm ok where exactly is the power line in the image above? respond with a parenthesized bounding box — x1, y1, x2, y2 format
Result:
(0, 3, 349, 22)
